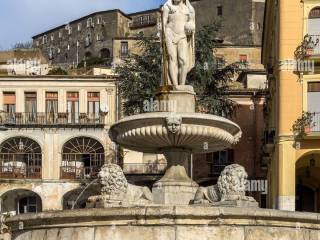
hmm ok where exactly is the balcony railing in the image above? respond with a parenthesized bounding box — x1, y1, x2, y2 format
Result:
(0, 153, 42, 179)
(122, 163, 167, 174)
(0, 112, 105, 128)
(129, 18, 157, 29)
(295, 35, 320, 59)
(311, 112, 320, 132)
(60, 153, 105, 179)
(306, 35, 320, 56)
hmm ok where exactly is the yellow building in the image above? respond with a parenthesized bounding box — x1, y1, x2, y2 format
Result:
(263, 0, 320, 211)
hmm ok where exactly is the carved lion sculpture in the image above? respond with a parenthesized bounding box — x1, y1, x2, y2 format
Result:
(88, 164, 153, 207)
(194, 164, 256, 204)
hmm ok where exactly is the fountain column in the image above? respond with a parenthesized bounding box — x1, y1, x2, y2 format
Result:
(152, 85, 199, 205)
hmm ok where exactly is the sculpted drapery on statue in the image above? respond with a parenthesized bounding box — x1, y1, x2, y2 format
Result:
(161, 0, 195, 86)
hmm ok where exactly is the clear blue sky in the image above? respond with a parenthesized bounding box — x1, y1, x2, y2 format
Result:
(0, 0, 166, 50)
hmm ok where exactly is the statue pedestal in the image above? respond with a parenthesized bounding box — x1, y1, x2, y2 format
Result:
(152, 166, 198, 205)
(156, 85, 196, 113)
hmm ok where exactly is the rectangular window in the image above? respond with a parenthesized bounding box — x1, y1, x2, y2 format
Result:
(59, 32, 62, 38)
(88, 92, 100, 122)
(77, 23, 82, 31)
(217, 6, 223, 16)
(67, 92, 79, 124)
(120, 41, 129, 57)
(3, 92, 16, 113)
(207, 149, 234, 176)
(239, 54, 248, 62)
(46, 92, 58, 123)
(50, 35, 54, 41)
(87, 18, 93, 28)
(42, 35, 48, 44)
(97, 16, 102, 25)
(308, 82, 320, 132)
(25, 92, 37, 123)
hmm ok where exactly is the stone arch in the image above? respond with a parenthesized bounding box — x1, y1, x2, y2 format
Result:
(62, 186, 100, 210)
(309, 7, 320, 19)
(60, 136, 105, 179)
(0, 136, 42, 179)
(100, 48, 111, 59)
(0, 189, 42, 214)
(295, 152, 320, 212)
(59, 134, 105, 154)
(0, 134, 43, 152)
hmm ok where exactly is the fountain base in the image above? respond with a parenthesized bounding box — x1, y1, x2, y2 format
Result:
(152, 166, 198, 205)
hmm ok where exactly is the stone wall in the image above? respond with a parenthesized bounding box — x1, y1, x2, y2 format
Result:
(5, 206, 320, 240)
(191, 0, 265, 46)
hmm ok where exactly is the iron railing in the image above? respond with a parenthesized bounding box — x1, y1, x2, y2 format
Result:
(0, 112, 105, 128)
(129, 17, 157, 29)
(122, 163, 167, 174)
(0, 153, 42, 179)
(311, 112, 320, 132)
(60, 153, 105, 179)
(306, 35, 320, 56)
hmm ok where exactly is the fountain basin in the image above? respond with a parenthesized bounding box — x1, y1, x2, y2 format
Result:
(5, 206, 320, 240)
(109, 112, 242, 154)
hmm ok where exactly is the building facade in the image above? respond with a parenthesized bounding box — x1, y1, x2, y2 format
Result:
(32, 0, 265, 70)
(32, 9, 161, 68)
(262, 0, 320, 211)
(0, 49, 49, 76)
(0, 75, 118, 213)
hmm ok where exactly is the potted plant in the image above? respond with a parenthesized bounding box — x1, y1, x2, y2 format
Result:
(292, 111, 315, 136)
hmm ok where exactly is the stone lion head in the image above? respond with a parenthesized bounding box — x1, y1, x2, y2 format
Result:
(217, 164, 248, 200)
(98, 164, 128, 198)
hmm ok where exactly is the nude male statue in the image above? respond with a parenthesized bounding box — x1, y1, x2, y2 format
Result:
(162, 0, 195, 86)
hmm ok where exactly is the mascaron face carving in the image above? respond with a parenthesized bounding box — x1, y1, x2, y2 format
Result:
(166, 114, 182, 134)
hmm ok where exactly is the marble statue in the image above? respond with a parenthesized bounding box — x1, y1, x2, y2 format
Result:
(162, 0, 195, 86)
(194, 164, 257, 206)
(87, 164, 153, 207)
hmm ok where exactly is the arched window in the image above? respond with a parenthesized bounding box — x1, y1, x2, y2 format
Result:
(61, 137, 105, 179)
(0, 137, 42, 179)
(1, 189, 42, 214)
(308, 7, 320, 35)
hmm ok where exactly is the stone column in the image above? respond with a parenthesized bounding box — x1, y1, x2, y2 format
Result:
(152, 86, 198, 205)
(277, 138, 296, 211)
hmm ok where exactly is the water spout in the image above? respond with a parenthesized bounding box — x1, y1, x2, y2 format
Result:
(71, 178, 98, 210)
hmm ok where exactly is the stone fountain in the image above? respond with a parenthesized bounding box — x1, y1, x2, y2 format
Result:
(108, 0, 242, 205)
(3, 1, 320, 239)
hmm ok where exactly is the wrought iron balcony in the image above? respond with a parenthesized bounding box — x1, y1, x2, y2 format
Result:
(129, 18, 157, 29)
(295, 34, 320, 59)
(0, 112, 105, 128)
(0, 153, 42, 179)
(122, 163, 167, 174)
(60, 153, 105, 179)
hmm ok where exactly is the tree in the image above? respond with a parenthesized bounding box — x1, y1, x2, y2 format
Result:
(187, 23, 238, 117)
(47, 67, 68, 75)
(12, 41, 33, 50)
(116, 23, 239, 117)
(116, 34, 162, 116)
